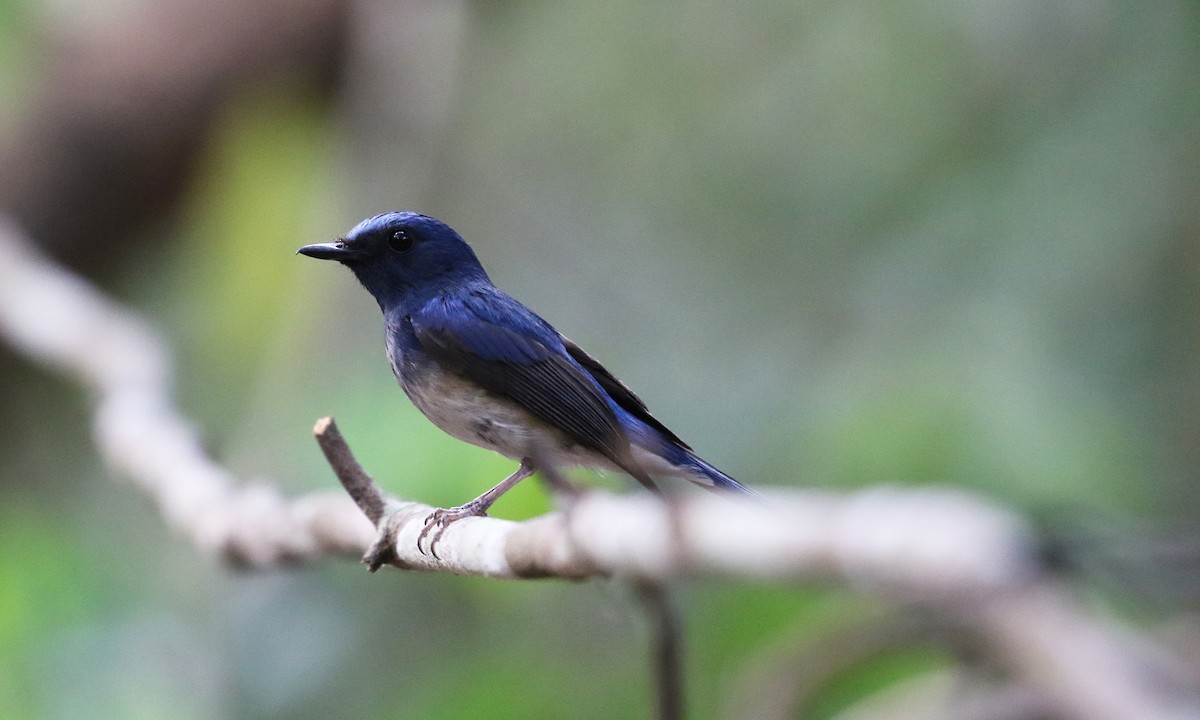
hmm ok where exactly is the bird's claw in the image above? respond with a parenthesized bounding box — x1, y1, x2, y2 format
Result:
(417, 504, 487, 558)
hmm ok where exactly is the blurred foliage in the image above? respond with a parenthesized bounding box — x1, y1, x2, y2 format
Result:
(3, 0, 1200, 718)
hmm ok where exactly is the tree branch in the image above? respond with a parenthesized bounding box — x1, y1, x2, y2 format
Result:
(308, 416, 1036, 591)
(0, 216, 374, 566)
(311, 412, 1198, 720)
(2, 213, 1197, 720)
(313, 416, 386, 526)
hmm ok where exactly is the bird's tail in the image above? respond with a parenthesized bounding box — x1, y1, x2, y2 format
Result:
(681, 452, 760, 499)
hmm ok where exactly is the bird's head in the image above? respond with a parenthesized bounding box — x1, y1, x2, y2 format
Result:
(298, 211, 488, 311)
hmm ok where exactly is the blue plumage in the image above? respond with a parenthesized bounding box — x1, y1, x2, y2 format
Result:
(299, 211, 754, 543)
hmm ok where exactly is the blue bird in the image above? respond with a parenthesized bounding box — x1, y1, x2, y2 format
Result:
(299, 211, 754, 545)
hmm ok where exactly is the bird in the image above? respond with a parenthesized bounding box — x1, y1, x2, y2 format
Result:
(298, 211, 754, 550)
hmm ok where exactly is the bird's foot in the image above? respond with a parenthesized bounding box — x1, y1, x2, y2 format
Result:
(417, 502, 488, 558)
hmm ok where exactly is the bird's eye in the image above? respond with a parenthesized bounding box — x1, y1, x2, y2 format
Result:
(388, 230, 415, 253)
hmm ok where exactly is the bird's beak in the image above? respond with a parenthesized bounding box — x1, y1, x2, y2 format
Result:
(296, 239, 362, 261)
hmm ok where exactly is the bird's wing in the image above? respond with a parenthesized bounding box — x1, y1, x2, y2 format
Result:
(559, 336, 691, 450)
(409, 290, 633, 468)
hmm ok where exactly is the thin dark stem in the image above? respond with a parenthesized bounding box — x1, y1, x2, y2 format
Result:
(534, 444, 683, 719)
(634, 579, 685, 720)
(313, 416, 386, 525)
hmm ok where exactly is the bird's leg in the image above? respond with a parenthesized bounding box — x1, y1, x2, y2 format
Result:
(418, 460, 535, 557)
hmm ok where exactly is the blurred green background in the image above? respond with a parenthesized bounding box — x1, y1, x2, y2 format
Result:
(2, 0, 1199, 718)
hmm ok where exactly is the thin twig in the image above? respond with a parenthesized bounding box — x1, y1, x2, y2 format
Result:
(538, 445, 687, 718)
(313, 416, 386, 525)
(634, 579, 685, 720)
